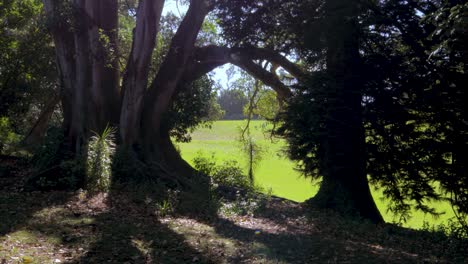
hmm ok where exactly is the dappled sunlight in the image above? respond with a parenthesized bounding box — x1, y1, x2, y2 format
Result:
(162, 217, 240, 260)
(0, 229, 66, 263)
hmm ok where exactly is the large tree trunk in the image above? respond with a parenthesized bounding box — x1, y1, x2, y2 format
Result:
(43, 0, 303, 186)
(42, 0, 77, 151)
(86, 0, 120, 132)
(310, 0, 383, 223)
(43, 0, 120, 155)
(159, 127, 197, 177)
(139, 1, 210, 163)
(120, 0, 165, 146)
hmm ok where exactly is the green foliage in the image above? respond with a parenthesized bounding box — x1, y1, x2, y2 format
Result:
(86, 126, 116, 193)
(29, 158, 84, 191)
(0, 117, 20, 154)
(28, 126, 84, 190)
(219, 190, 272, 217)
(166, 75, 221, 143)
(214, 0, 315, 55)
(193, 152, 252, 191)
(157, 199, 174, 217)
(277, 74, 329, 180)
(192, 151, 270, 217)
(420, 219, 468, 262)
(249, 89, 280, 120)
(156, 190, 180, 217)
(217, 88, 248, 120)
(0, 0, 56, 133)
(206, 94, 225, 121)
(31, 126, 65, 170)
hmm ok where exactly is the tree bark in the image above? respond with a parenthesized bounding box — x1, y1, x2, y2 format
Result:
(309, 0, 383, 223)
(120, 0, 165, 146)
(71, 0, 91, 154)
(186, 45, 300, 100)
(42, 0, 77, 150)
(140, 0, 211, 158)
(44, 0, 120, 154)
(86, 0, 120, 132)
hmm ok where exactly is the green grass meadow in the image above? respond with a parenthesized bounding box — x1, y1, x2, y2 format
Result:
(178, 120, 456, 229)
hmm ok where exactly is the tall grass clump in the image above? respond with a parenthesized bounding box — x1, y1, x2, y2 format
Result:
(86, 126, 116, 193)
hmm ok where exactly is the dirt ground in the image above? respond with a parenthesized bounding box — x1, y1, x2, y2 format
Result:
(0, 156, 466, 263)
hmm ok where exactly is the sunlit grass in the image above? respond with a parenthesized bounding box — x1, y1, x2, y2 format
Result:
(178, 120, 456, 229)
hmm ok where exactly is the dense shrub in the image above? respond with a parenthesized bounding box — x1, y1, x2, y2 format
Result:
(31, 126, 66, 171)
(193, 152, 251, 190)
(0, 117, 20, 155)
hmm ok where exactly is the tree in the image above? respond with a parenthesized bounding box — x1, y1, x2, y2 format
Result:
(41, 0, 303, 184)
(0, 0, 57, 136)
(216, 0, 467, 224)
(217, 88, 248, 120)
(360, 0, 468, 222)
(284, 0, 383, 222)
(217, 0, 383, 222)
(310, 0, 383, 223)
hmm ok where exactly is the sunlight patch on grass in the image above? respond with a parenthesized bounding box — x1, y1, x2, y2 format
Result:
(164, 217, 239, 259)
(5, 230, 38, 244)
(61, 217, 95, 226)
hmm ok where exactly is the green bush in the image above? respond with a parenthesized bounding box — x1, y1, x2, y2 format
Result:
(86, 126, 116, 193)
(31, 126, 65, 170)
(26, 126, 86, 191)
(193, 152, 251, 190)
(0, 117, 20, 155)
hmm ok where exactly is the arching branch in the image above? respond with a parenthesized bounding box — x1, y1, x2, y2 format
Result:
(182, 45, 304, 100)
(231, 56, 293, 99)
(235, 47, 307, 81)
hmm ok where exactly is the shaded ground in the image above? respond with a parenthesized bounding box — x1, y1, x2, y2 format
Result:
(0, 157, 466, 263)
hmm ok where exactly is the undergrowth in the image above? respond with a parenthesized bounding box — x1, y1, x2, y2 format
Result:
(86, 126, 116, 193)
(192, 152, 272, 217)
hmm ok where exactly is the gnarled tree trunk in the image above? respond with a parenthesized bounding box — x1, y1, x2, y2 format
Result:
(43, 0, 120, 154)
(43, 0, 305, 186)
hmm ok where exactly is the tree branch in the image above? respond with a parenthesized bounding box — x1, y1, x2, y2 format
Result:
(182, 45, 301, 100)
(141, 0, 212, 147)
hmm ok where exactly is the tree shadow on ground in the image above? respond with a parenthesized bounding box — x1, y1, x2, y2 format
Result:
(63, 181, 218, 264)
(2, 155, 465, 264)
(207, 202, 467, 264)
(0, 157, 73, 236)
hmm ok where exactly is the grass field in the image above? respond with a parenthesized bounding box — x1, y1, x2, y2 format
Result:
(178, 120, 456, 230)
